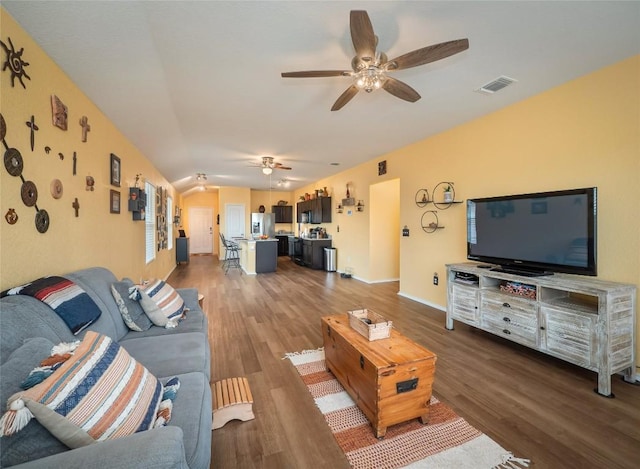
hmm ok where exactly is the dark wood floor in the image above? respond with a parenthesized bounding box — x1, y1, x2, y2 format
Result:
(167, 255, 640, 469)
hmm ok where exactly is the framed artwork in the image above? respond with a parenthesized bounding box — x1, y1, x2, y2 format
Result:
(110, 153, 121, 187)
(110, 189, 121, 214)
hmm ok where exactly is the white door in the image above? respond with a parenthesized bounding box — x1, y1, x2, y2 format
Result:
(225, 204, 245, 240)
(189, 207, 213, 254)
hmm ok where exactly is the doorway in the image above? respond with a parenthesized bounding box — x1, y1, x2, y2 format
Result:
(189, 207, 213, 254)
(225, 203, 246, 240)
(369, 179, 400, 282)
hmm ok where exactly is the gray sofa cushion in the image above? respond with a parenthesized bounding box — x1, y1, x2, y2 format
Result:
(64, 267, 129, 341)
(0, 337, 69, 467)
(0, 298, 75, 364)
(120, 332, 210, 381)
(162, 373, 212, 469)
(122, 307, 206, 339)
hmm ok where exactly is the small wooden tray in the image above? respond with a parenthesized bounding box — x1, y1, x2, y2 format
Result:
(348, 309, 392, 341)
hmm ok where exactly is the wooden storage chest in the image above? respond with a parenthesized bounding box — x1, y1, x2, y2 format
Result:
(321, 314, 437, 438)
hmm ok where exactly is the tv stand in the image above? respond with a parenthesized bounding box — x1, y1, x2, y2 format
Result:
(446, 263, 637, 397)
(490, 266, 553, 277)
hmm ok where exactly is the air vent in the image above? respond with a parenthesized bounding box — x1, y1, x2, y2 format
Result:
(475, 76, 517, 94)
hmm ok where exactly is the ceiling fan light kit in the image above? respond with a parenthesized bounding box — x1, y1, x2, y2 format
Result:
(281, 10, 469, 111)
(254, 156, 291, 175)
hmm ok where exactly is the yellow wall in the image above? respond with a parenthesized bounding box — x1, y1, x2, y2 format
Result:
(294, 55, 639, 357)
(0, 10, 180, 289)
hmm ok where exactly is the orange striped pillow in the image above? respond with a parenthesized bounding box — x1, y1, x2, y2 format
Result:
(0, 331, 163, 448)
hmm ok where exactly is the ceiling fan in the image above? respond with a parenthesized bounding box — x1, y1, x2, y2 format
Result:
(251, 156, 292, 175)
(281, 10, 469, 111)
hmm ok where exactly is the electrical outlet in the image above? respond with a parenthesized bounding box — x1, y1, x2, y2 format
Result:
(433, 273, 439, 285)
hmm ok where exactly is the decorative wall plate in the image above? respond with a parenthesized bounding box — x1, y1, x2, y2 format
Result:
(35, 209, 50, 233)
(0, 113, 6, 140)
(4, 148, 23, 176)
(50, 179, 63, 199)
(20, 180, 38, 206)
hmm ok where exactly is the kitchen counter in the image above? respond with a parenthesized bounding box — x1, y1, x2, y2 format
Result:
(238, 239, 278, 274)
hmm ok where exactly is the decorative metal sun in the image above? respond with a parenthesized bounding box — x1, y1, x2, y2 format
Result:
(1, 37, 30, 89)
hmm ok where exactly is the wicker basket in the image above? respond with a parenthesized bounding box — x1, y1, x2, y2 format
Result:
(348, 309, 392, 341)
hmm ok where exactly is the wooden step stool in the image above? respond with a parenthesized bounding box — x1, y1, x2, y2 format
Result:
(212, 377, 255, 430)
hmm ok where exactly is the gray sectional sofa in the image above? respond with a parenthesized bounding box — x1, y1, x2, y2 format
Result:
(0, 267, 212, 469)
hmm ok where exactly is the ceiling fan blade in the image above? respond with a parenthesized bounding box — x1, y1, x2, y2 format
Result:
(350, 10, 376, 62)
(331, 85, 359, 111)
(274, 164, 292, 170)
(281, 70, 351, 78)
(382, 77, 421, 103)
(385, 39, 469, 71)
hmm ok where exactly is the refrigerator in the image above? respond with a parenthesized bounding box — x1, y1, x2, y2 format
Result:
(251, 213, 275, 239)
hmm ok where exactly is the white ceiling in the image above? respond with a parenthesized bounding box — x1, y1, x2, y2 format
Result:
(4, 1, 639, 194)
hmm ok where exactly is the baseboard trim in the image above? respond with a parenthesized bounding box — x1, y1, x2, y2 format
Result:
(397, 291, 445, 312)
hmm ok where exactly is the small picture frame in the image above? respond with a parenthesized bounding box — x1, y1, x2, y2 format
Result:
(110, 153, 121, 187)
(110, 189, 121, 214)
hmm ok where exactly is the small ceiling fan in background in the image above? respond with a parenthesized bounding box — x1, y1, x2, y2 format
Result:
(250, 156, 292, 175)
(281, 10, 469, 111)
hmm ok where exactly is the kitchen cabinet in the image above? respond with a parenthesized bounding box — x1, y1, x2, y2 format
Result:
(302, 239, 332, 269)
(296, 197, 332, 224)
(256, 240, 278, 273)
(272, 205, 293, 223)
(275, 235, 289, 256)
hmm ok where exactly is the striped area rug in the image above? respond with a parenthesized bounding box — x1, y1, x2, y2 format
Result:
(285, 348, 530, 469)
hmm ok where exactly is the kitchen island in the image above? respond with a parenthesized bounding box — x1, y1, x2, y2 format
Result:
(238, 238, 278, 274)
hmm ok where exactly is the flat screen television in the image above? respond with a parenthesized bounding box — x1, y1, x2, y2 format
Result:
(466, 187, 597, 276)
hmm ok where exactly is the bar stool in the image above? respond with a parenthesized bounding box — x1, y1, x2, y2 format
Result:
(219, 233, 241, 275)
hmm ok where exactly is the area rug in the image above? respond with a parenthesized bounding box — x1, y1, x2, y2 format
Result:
(285, 348, 530, 469)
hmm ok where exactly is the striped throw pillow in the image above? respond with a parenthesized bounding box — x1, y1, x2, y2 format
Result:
(0, 332, 164, 448)
(130, 279, 186, 329)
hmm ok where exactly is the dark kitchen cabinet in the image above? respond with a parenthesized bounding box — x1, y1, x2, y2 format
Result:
(297, 197, 332, 224)
(272, 205, 293, 223)
(301, 239, 332, 269)
(275, 235, 289, 256)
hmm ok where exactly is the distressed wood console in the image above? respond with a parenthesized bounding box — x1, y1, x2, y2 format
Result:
(446, 263, 637, 396)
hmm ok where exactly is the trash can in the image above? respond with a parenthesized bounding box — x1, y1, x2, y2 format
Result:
(324, 247, 337, 272)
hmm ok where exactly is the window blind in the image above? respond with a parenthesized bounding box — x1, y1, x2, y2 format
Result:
(145, 182, 156, 263)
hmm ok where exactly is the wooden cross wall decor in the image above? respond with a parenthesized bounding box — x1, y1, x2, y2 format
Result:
(72, 198, 80, 217)
(79, 116, 90, 142)
(26, 115, 38, 151)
